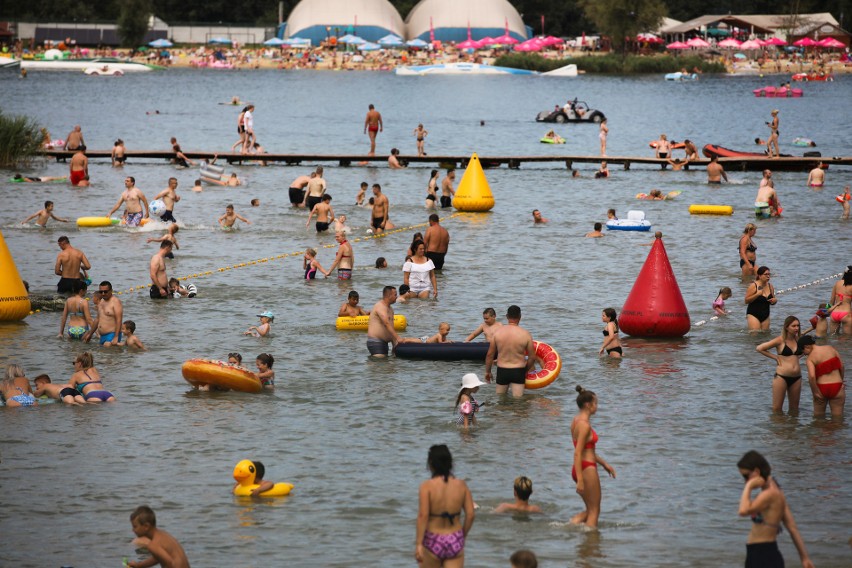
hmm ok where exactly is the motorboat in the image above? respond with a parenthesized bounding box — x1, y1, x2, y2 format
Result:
(665, 72, 698, 81)
(21, 57, 157, 72)
(535, 100, 606, 124)
(394, 62, 537, 76)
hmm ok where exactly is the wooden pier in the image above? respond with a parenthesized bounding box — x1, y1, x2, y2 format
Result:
(44, 150, 852, 172)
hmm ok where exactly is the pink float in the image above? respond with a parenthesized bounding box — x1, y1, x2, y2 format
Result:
(753, 86, 803, 97)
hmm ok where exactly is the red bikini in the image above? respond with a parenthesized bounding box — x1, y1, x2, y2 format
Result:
(572, 428, 598, 482)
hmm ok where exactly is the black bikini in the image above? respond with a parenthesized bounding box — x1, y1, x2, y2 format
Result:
(775, 343, 802, 387)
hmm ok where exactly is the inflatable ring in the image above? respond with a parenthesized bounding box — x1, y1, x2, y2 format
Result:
(526, 341, 561, 389)
(181, 359, 262, 393)
(77, 217, 120, 227)
(689, 204, 733, 215)
(233, 460, 294, 497)
(336, 314, 406, 331)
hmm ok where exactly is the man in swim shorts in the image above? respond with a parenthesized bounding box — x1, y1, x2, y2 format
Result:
(806, 163, 825, 187)
(55, 236, 91, 294)
(64, 125, 85, 151)
(69, 146, 88, 186)
(107, 177, 149, 227)
(288, 173, 311, 207)
(366, 286, 416, 357)
(485, 305, 536, 397)
(306, 194, 334, 232)
(424, 214, 450, 270)
(706, 155, 728, 184)
(302, 167, 327, 211)
(364, 104, 383, 156)
(84, 281, 123, 346)
(440, 170, 456, 208)
(149, 241, 172, 299)
(371, 184, 389, 234)
(152, 177, 180, 223)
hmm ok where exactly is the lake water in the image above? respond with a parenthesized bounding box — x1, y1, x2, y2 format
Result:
(1, 69, 851, 567)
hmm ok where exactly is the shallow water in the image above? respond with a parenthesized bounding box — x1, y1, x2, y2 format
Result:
(1, 69, 851, 567)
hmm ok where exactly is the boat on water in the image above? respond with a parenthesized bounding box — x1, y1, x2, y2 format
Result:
(665, 72, 698, 81)
(84, 65, 125, 76)
(395, 62, 537, 76)
(0, 56, 21, 71)
(21, 57, 159, 72)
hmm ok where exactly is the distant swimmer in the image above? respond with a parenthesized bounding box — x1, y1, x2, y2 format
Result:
(111, 139, 126, 167)
(364, 104, 383, 156)
(532, 209, 549, 224)
(22, 200, 68, 226)
(806, 163, 825, 187)
(594, 161, 609, 178)
(12, 174, 67, 183)
(585, 222, 604, 238)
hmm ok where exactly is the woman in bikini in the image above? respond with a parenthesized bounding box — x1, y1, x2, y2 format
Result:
(1, 364, 37, 407)
(68, 352, 115, 403)
(231, 106, 248, 152)
(599, 307, 622, 358)
(58, 279, 93, 339)
(737, 450, 814, 568)
(828, 267, 852, 334)
(756, 316, 804, 413)
(599, 118, 608, 155)
(425, 170, 439, 209)
(800, 336, 845, 418)
(745, 266, 776, 331)
(415, 444, 474, 567)
(570, 385, 616, 528)
(323, 231, 353, 280)
(739, 223, 758, 281)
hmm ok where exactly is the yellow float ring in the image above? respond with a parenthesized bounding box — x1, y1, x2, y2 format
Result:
(77, 217, 120, 227)
(688, 204, 733, 216)
(336, 314, 407, 331)
(232, 460, 294, 497)
(181, 359, 262, 393)
(526, 341, 562, 390)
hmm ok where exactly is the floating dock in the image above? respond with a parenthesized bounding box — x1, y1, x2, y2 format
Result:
(43, 150, 852, 172)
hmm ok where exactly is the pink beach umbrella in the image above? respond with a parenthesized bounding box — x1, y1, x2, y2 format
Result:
(793, 37, 817, 47)
(666, 41, 690, 50)
(739, 40, 763, 50)
(478, 36, 498, 46)
(514, 40, 542, 52)
(686, 37, 710, 48)
(718, 38, 742, 48)
(541, 35, 564, 46)
(817, 37, 845, 48)
(493, 33, 519, 45)
(764, 37, 788, 46)
(637, 33, 662, 43)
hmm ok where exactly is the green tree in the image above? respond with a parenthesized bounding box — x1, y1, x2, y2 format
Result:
(579, 0, 666, 57)
(118, 0, 152, 48)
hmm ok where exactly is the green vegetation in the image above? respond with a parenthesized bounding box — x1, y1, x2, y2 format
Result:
(0, 110, 47, 168)
(494, 53, 726, 74)
(117, 0, 153, 48)
(579, 0, 666, 56)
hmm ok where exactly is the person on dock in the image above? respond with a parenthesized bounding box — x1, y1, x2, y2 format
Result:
(371, 184, 389, 234)
(83, 281, 123, 346)
(55, 236, 91, 295)
(288, 172, 311, 207)
(149, 241, 172, 299)
(69, 145, 88, 186)
(465, 307, 503, 342)
(111, 139, 126, 167)
(654, 134, 671, 168)
(599, 118, 608, 155)
(232, 106, 248, 152)
(22, 201, 68, 227)
(683, 139, 699, 161)
(414, 123, 428, 156)
(388, 148, 405, 169)
(366, 285, 414, 357)
(424, 213, 450, 270)
(64, 125, 85, 151)
(441, 169, 456, 208)
(306, 194, 334, 232)
(107, 176, 149, 227)
(767, 110, 780, 158)
(707, 155, 728, 184)
(153, 177, 180, 223)
(485, 305, 535, 397)
(242, 104, 256, 154)
(364, 103, 383, 156)
(302, 167, 327, 211)
(806, 163, 825, 187)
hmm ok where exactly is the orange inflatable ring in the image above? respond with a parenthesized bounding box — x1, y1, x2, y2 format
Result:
(181, 359, 262, 393)
(526, 341, 562, 389)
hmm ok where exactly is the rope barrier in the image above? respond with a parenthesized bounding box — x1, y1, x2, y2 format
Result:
(112, 212, 463, 297)
(691, 271, 844, 327)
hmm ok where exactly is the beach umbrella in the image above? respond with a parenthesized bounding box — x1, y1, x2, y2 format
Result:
(637, 33, 662, 43)
(816, 37, 845, 48)
(338, 34, 365, 45)
(149, 38, 173, 48)
(514, 41, 543, 52)
(209, 37, 232, 45)
(378, 34, 404, 47)
(406, 38, 428, 48)
(793, 37, 817, 47)
(456, 38, 479, 49)
(764, 37, 788, 46)
(478, 36, 498, 46)
(358, 42, 382, 51)
(733, 52, 747, 59)
(666, 41, 690, 50)
(739, 40, 762, 50)
(541, 36, 564, 46)
(718, 38, 742, 48)
(493, 33, 519, 45)
(263, 37, 286, 46)
(686, 37, 710, 48)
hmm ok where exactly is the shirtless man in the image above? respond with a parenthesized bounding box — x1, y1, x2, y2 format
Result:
(64, 125, 85, 150)
(366, 285, 415, 357)
(807, 163, 825, 187)
(149, 241, 172, 299)
(759, 169, 773, 189)
(388, 148, 404, 169)
(302, 167, 327, 211)
(69, 146, 88, 186)
(440, 169, 456, 208)
(111, 139, 126, 167)
(683, 139, 699, 161)
(153, 177, 180, 223)
(218, 204, 251, 228)
(465, 307, 503, 342)
(370, 184, 389, 234)
(654, 134, 671, 169)
(83, 281, 123, 346)
(107, 176, 149, 227)
(288, 172, 311, 207)
(364, 104, 383, 156)
(22, 201, 68, 227)
(532, 209, 549, 224)
(485, 305, 535, 397)
(706, 155, 728, 184)
(424, 213, 450, 270)
(585, 222, 605, 238)
(755, 180, 781, 217)
(55, 236, 91, 294)
(338, 290, 368, 317)
(306, 194, 334, 232)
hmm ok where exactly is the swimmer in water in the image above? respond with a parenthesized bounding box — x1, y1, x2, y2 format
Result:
(22, 201, 68, 226)
(494, 476, 542, 514)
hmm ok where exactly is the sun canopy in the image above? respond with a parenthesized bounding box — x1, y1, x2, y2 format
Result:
(149, 38, 173, 48)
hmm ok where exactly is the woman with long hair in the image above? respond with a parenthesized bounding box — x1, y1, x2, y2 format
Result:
(756, 316, 803, 413)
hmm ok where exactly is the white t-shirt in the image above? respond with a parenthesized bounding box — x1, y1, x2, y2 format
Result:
(403, 259, 435, 292)
(244, 110, 254, 131)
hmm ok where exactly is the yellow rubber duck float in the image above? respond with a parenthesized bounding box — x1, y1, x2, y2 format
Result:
(232, 460, 294, 497)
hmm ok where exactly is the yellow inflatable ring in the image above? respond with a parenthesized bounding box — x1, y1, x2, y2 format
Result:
(233, 460, 293, 497)
(77, 217, 120, 227)
(181, 359, 262, 393)
(526, 341, 562, 390)
(336, 314, 407, 331)
(689, 204, 733, 215)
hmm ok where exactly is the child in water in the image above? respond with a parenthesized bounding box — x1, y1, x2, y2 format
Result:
(455, 373, 485, 428)
(713, 287, 733, 316)
(246, 311, 273, 337)
(234, 460, 275, 497)
(425, 322, 452, 343)
(302, 248, 326, 280)
(333, 214, 350, 233)
(255, 353, 274, 389)
(118, 320, 146, 350)
(494, 476, 543, 514)
(838, 185, 851, 220)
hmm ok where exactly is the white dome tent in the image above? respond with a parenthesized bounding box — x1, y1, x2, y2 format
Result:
(405, 0, 528, 43)
(285, 0, 405, 44)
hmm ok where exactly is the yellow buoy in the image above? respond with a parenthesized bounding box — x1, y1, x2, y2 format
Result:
(0, 230, 31, 321)
(689, 204, 734, 216)
(452, 153, 495, 212)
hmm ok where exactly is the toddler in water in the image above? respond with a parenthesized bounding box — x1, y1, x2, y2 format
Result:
(712, 287, 733, 316)
(494, 476, 543, 514)
(809, 303, 835, 338)
(255, 353, 275, 389)
(246, 311, 274, 337)
(333, 214, 350, 233)
(234, 460, 275, 496)
(356, 181, 367, 206)
(838, 185, 851, 220)
(455, 373, 485, 428)
(117, 320, 146, 350)
(425, 322, 452, 343)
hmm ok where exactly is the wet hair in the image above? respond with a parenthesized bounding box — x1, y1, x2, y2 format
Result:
(743, 223, 756, 234)
(514, 476, 533, 501)
(594, 222, 602, 231)
(447, 168, 456, 175)
(781, 316, 799, 341)
(427, 444, 453, 481)
(5, 364, 25, 380)
(99, 281, 113, 290)
(251, 199, 259, 206)
(257, 353, 274, 368)
(575, 385, 596, 408)
(483, 307, 496, 317)
(382, 285, 397, 298)
(76, 352, 94, 369)
(410, 232, 423, 247)
(756, 266, 770, 277)
(252, 460, 265, 481)
(45, 200, 53, 208)
(58, 235, 70, 244)
(375, 257, 386, 268)
(737, 450, 771, 479)
(411, 240, 426, 255)
(124, 320, 136, 333)
(168, 277, 180, 286)
(430, 169, 439, 179)
(843, 267, 852, 286)
(71, 279, 87, 294)
(228, 352, 242, 363)
(607, 208, 616, 216)
(348, 290, 359, 300)
(399, 284, 410, 295)
(429, 213, 439, 223)
(305, 248, 317, 257)
(130, 505, 156, 527)
(507, 305, 521, 319)
(391, 148, 399, 155)
(372, 183, 381, 191)
(126, 176, 135, 184)
(34, 373, 51, 384)
(195, 179, 202, 185)
(603, 308, 619, 332)
(226, 204, 234, 210)
(322, 194, 331, 202)
(510, 550, 538, 568)
(360, 181, 368, 188)
(368, 104, 375, 109)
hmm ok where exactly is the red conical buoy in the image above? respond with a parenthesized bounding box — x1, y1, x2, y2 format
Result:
(619, 235, 690, 337)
